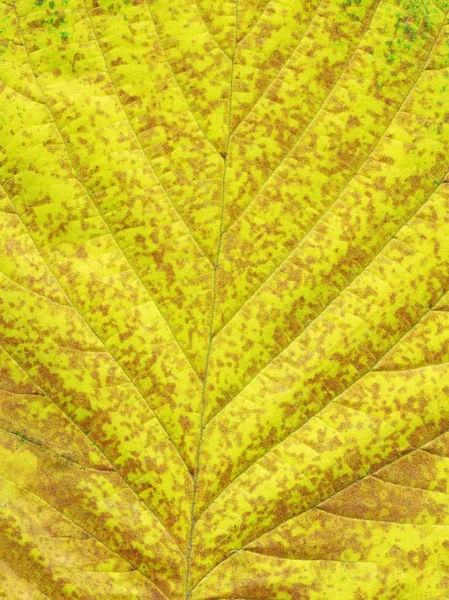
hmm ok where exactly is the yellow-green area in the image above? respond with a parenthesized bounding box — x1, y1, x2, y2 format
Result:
(1, 0, 449, 598)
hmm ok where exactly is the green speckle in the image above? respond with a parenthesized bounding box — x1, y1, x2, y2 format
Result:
(60, 31, 69, 40)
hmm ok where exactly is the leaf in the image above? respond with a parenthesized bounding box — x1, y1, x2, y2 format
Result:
(1, 0, 449, 597)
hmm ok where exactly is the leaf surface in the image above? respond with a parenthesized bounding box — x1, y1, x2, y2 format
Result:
(1, 0, 449, 598)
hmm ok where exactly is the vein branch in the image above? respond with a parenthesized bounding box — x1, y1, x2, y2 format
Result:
(190, 428, 449, 593)
(80, 0, 210, 377)
(198, 282, 448, 520)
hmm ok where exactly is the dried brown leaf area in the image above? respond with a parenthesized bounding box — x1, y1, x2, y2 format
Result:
(1, 0, 449, 598)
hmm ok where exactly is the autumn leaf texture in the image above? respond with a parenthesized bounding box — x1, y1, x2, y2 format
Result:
(2, 0, 449, 598)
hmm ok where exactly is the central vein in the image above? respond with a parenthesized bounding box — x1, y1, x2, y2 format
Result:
(184, 3, 240, 597)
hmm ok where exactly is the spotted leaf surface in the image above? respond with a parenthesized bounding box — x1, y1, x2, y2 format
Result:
(1, 0, 449, 598)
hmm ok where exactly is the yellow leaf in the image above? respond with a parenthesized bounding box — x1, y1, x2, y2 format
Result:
(1, 0, 449, 597)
